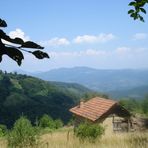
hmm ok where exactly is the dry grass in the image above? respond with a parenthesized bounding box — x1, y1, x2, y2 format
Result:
(38, 128, 148, 148)
(0, 138, 7, 148)
(39, 117, 148, 148)
(0, 129, 148, 148)
(0, 118, 148, 148)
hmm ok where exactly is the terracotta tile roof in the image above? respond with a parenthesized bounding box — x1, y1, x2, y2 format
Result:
(69, 97, 117, 121)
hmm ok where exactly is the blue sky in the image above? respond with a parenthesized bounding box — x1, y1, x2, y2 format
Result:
(0, 0, 148, 72)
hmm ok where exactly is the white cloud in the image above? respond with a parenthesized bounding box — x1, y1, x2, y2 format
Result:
(133, 33, 148, 40)
(49, 46, 144, 58)
(49, 46, 146, 58)
(115, 47, 131, 55)
(114, 46, 148, 59)
(39, 33, 116, 47)
(40, 37, 70, 46)
(85, 49, 107, 56)
(9, 28, 30, 41)
(73, 33, 116, 44)
(48, 49, 108, 57)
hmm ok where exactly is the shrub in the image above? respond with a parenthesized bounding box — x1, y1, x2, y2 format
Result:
(74, 122, 105, 143)
(39, 114, 55, 129)
(54, 119, 63, 129)
(0, 128, 4, 137)
(0, 124, 7, 137)
(7, 116, 39, 148)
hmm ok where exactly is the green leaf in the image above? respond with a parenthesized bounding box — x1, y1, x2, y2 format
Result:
(0, 18, 7, 27)
(128, 9, 135, 14)
(139, 15, 145, 22)
(140, 8, 146, 14)
(32, 50, 49, 59)
(137, 1, 146, 7)
(130, 13, 136, 18)
(129, 2, 136, 6)
(21, 41, 44, 49)
(134, 14, 139, 20)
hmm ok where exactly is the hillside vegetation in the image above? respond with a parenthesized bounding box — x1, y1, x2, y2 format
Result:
(0, 70, 93, 127)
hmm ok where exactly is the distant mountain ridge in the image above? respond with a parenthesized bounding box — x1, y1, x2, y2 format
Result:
(32, 67, 148, 89)
(15, 67, 148, 99)
(29, 67, 148, 99)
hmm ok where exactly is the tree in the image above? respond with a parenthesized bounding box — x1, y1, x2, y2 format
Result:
(141, 95, 148, 115)
(7, 116, 39, 148)
(0, 18, 49, 66)
(119, 98, 141, 113)
(128, 0, 148, 22)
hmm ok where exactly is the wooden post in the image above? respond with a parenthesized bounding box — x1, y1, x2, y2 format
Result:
(112, 114, 115, 132)
(127, 118, 130, 132)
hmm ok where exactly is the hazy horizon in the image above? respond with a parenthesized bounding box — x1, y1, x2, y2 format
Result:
(2, 66, 148, 74)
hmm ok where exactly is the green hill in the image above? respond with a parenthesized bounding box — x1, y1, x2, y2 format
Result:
(0, 71, 93, 128)
(108, 85, 148, 99)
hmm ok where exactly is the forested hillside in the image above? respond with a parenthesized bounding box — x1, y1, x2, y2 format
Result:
(0, 71, 93, 127)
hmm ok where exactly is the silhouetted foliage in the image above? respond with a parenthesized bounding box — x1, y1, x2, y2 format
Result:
(128, 0, 148, 22)
(0, 18, 49, 66)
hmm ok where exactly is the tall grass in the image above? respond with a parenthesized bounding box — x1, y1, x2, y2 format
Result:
(38, 117, 148, 148)
(0, 121, 148, 148)
(38, 128, 148, 148)
(0, 128, 148, 148)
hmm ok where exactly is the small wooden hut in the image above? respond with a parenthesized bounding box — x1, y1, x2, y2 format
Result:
(69, 97, 132, 132)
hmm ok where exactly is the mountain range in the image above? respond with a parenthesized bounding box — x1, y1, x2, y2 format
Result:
(30, 67, 148, 99)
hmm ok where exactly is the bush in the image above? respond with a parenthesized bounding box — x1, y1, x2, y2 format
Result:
(7, 116, 39, 148)
(0, 124, 7, 137)
(74, 122, 105, 143)
(39, 114, 55, 129)
(54, 119, 63, 129)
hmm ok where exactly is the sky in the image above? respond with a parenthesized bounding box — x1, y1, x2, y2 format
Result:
(0, 0, 148, 72)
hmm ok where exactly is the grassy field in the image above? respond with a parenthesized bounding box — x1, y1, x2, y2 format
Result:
(0, 128, 148, 148)
(0, 117, 148, 148)
(39, 128, 148, 148)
